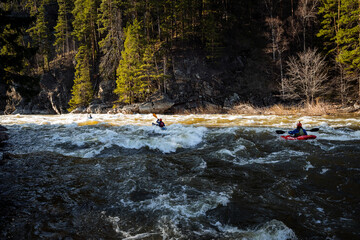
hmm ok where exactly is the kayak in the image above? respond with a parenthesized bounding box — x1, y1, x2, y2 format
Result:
(281, 135, 317, 140)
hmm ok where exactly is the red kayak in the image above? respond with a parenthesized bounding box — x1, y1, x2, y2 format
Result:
(281, 135, 317, 140)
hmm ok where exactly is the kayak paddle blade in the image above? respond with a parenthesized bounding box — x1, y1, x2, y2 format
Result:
(309, 128, 319, 132)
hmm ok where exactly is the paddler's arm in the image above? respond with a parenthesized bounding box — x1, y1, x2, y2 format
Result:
(288, 129, 299, 135)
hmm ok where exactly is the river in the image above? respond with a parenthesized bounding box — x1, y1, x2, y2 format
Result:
(0, 114, 359, 239)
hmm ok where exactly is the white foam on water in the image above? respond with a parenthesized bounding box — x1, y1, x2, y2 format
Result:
(217, 149, 237, 158)
(141, 190, 231, 219)
(304, 161, 315, 171)
(105, 215, 159, 239)
(232, 150, 304, 166)
(1, 113, 359, 129)
(315, 127, 360, 141)
(213, 219, 297, 240)
(6, 123, 208, 157)
(112, 186, 233, 238)
(317, 208, 324, 213)
(320, 168, 329, 174)
(122, 233, 159, 240)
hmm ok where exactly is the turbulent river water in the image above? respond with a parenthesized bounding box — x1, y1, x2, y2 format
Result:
(0, 114, 359, 239)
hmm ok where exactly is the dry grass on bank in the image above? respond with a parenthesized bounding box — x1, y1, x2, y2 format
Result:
(229, 102, 360, 116)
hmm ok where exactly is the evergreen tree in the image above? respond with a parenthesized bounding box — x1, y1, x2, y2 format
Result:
(114, 19, 143, 104)
(54, 0, 73, 56)
(72, 0, 99, 64)
(27, 0, 51, 70)
(202, 0, 224, 60)
(317, 0, 339, 54)
(98, 0, 124, 80)
(317, 0, 349, 104)
(69, 0, 100, 110)
(336, 0, 360, 98)
(318, 0, 360, 100)
(0, 2, 39, 104)
(138, 46, 164, 99)
(68, 46, 94, 111)
(336, 0, 360, 72)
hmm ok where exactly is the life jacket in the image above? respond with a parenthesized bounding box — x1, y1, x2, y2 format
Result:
(294, 128, 305, 137)
(159, 121, 165, 127)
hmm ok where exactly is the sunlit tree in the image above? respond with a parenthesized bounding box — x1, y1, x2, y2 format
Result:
(68, 47, 94, 111)
(283, 48, 328, 105)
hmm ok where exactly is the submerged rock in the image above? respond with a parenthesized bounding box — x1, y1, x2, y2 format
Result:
(0, 125, 9, 144)
(206, 202, 272, 228)
(129, 189, 156, 202)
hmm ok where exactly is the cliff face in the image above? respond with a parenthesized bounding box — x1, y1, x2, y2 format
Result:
(165, 47, 276, 113)
(3, 56, 75, 115)
(1, 45, 277, 114)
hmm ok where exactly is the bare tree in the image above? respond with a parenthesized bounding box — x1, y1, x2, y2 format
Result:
(296, 0, 318, 51)
(283, 48, 328, 105)
(265, 17, 289, 99)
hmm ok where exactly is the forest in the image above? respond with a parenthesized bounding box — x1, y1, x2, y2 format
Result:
(0, 0, 359, 114)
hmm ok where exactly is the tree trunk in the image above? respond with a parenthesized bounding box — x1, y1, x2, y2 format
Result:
(303, 20, 306, 51)
(279, 51, 284, 99)
(163, 55, 167, 93)
(358, 76, 360, 100)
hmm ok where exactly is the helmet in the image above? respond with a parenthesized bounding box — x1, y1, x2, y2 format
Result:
(159, 118, 162, 121)
(297, 122, 302, 127)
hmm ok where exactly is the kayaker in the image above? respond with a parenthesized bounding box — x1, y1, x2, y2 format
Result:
(154, 118, 165, 128)
(288, 121, 307, 137)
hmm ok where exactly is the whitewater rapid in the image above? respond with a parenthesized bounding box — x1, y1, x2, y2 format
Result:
(1, 113, 359, 239)
(2, 113, 360, 158)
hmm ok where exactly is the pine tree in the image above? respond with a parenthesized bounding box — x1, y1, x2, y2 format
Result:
(0, 2, 39, 103)
(72, 0, 99, 64)
(68, 46, 94, 111)
(202, 0, 224, 60)
(54, 0, 73, 56)
(319, 0, 360, 99)
(114, 19, 143, 104)
(69, 0, 100, 110)
(137, 46, 164, 100)
(317, 0, 339, 54)
(336, 0, 360, 99)
(27, 0, 51, 70)
(336, 0, 360, 71)
(317, 0, 350, 104)
(98, 0, 124, 80)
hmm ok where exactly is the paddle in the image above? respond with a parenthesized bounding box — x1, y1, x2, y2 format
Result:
(152, 113, 159, 126)
(152, 113, 166, 129)
(276, 128, 319, 134)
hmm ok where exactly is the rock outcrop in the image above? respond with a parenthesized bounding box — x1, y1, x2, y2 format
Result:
(1, 45, 276, 114)
(138, 93, 175, 114)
